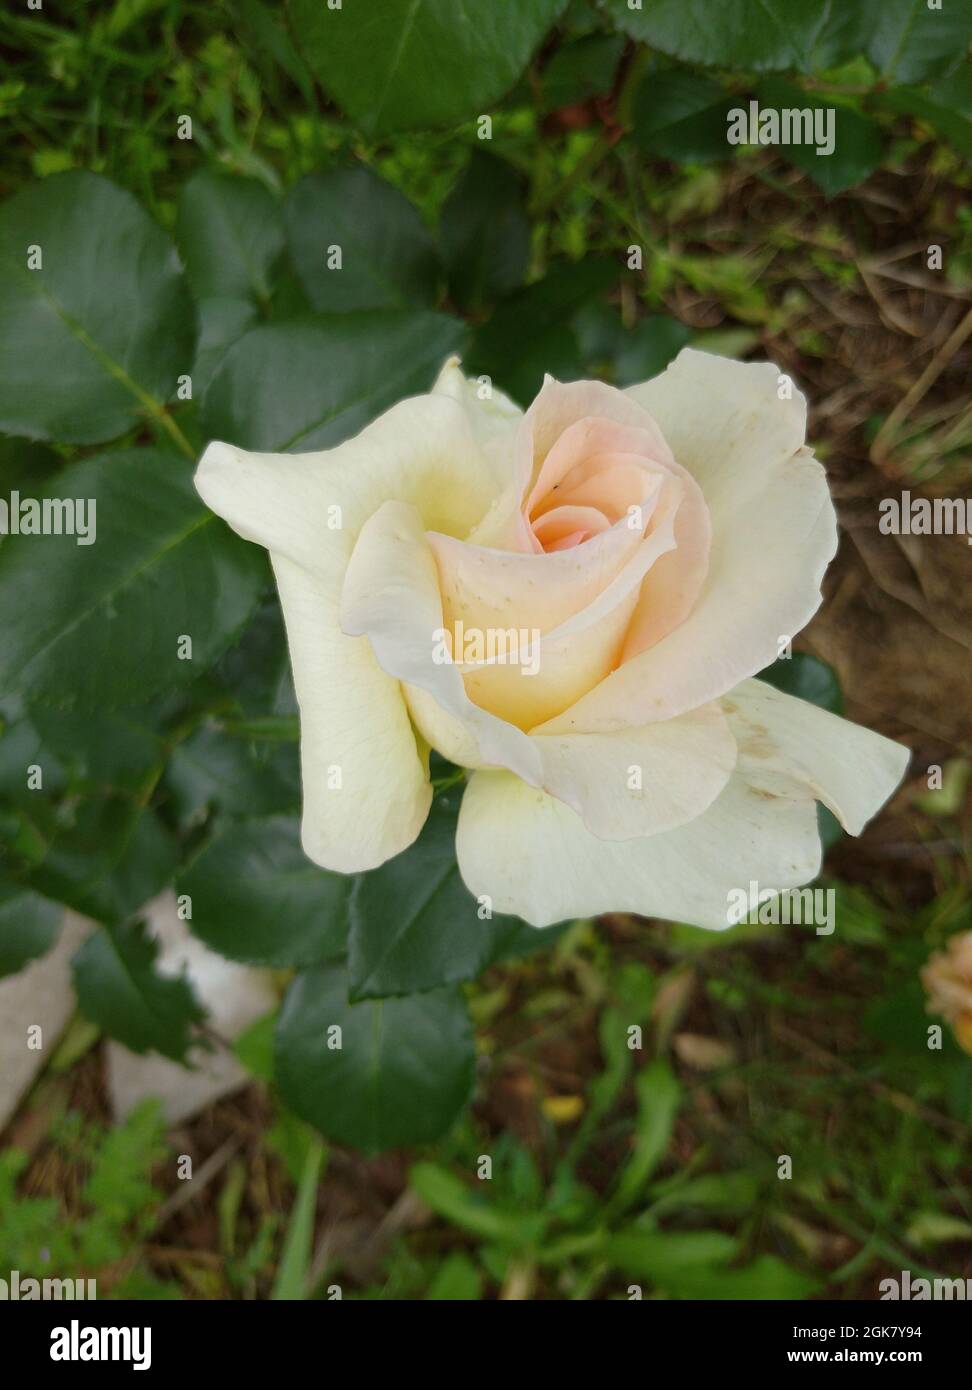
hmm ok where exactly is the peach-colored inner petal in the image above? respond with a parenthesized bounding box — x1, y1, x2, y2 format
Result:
(422, 378, 712, 732)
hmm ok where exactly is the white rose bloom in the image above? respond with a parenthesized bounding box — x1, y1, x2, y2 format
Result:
(195, 349, 909, 929)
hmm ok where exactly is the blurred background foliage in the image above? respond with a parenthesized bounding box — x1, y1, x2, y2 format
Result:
(0, 0, 971, 1299)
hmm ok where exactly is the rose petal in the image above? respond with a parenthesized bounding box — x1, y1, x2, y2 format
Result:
(431, 358, 522, 489)
(469, 375, 676, 552)
(538, 350, 836, 732)
(428, 513, 648, 639)
(533, 700, 737, 840)
(722, 677, 910, 834)
(273, 552, 433, 870)
(431, 499, 681, 730)
(533, 505, 612, 548)
(456, 768, 821, 929)
(196, 393, 497, 870)
(340, 499, 543, 783)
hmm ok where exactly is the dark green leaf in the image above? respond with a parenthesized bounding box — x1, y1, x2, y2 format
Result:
(609, 0, 864, 74)
(757, 651, 843, 715)
(440, 153, 530, 312)
(614, 315, 692, 384)
(288, 0, 568, 136)
(214, 599, 297, 719)
(276, 961, 475, 1151)
(612, 0, 970, 80)
(818, 804, 843, 852)
(177, 171, 283, 306)
(349, 795, 557, 1001)
(235, 0, 317, 103)
(863, 0, 971, 84)
(189, 297, 259, 399)
(28, 704, 165, 796)
(633, 71, 734, 163)
(178, 815, 348, 967)
(874, 68, 972, 159)
(0, 435, 60, 508)
(574, 304, 691, 385)
(0, 881, 62, 976)
(165, 723, 299, 822)
(0, 449, 266, 710)
(540, 33, 625, 111)
(0, 711, 67, 808)
(470, 258, 618, 405)
(286, 167, 439, 312)
(0, 172, 193, 444)
(29, 798, 177, 927)
(758, 80, 883, 196)
(72, 919, 205, 1061)
(201, 312, 467, 452)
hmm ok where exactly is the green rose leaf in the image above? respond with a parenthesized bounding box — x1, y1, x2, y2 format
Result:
(574, 304, 691, 386)
(757, 651, 843, 715)
(288, 0, 568, 136)
(632, 72, 735, 164)
(470, 257, 619, 405)
(874, 67, 972, 160)
(0, 171, 194, 445)
(349, 795, 558, 1002)
(608, 0, 861, 74)
(0, 881, 62, 977)
(0, 434, 60, 509)
(614, 316, 693, 384)
(275, 961, 475, 1151)
(757, 81, 883, 197)
(177, 171, 284, 307)
(28, 704, 166, 797)
(214, 599, 297, 720)
(72, 919, 205, 1062)
(540, 33, 625, 112)
(863, 0, 972, 84)
(164, 724, 300, 823)
(0, 449, 266, 710)
(28, 798, 177, 927)
(610, 0, 970, 79)
(201, 312, 467, 452)
(0, 711, 67, 810)
(286, 168, 439, 312)
(190, 297, 260, 398)
(440, 152, 531, 312)
(178, 816, 349, 967)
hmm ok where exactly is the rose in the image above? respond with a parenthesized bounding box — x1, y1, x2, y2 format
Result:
(196, 349, 909, 929)
(922, 932, 972, 1054)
